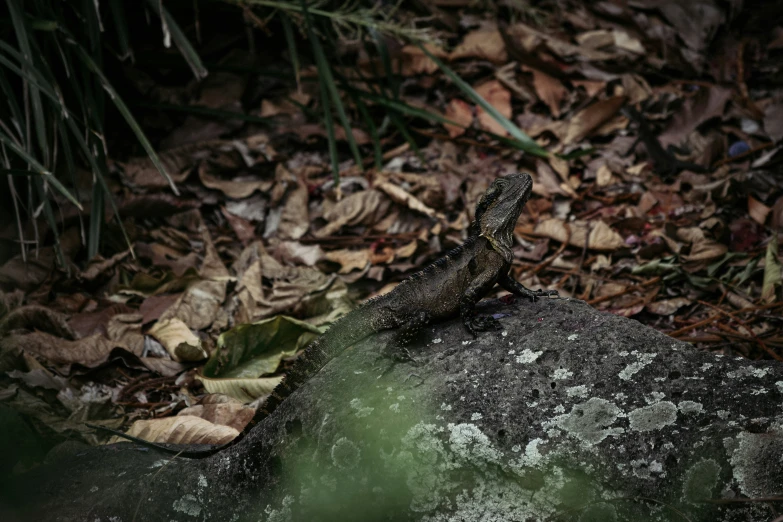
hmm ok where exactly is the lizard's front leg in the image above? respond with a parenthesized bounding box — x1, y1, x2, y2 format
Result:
(460, 272, 502, 337)
(498, 273, 559, 301)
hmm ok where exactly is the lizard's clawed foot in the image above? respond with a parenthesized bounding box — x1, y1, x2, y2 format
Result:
(464, 314, 501, 336)
(533, 289, 560, 299)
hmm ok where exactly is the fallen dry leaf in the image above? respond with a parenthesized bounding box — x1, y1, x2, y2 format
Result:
(114, 415, 239, 446)
(324, 248, 371, 274)
(148, 318, 206, 362)
(475, 80, 512, 135)
(530, 69, 567, 118)
(646, 297, 692, 316)
(562, 95, 627, 145)
(659, 86, 732, 148)
(178, 394, 255, 433)
(449, 29, 507, 63)
(534, 219, 625, 251)
(444, 98, 473, 138)
(316, 190, 391, 238)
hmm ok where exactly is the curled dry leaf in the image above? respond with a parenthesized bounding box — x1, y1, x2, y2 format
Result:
(114, 415, 239, 446)
(148, 318, 206, 362)
(324, 249, 371, 274)
(198, 162, 273, 199)
(0, 305, 75, 339)
(196, 374, 283, 403)
(762, 235, 781, 303)
(375, 181, 443, 219)
(277, 178, 309, 240)
(1, 332, 120, 367)
(316, 190, 391, 238)
(179, 394, 255, 433)
(105, 313, 145, 356)
(120, 140, 225, 189)
(534, 218, 625, 251)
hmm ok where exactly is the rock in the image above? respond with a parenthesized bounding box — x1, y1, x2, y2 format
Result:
(6, 298, 783, 521)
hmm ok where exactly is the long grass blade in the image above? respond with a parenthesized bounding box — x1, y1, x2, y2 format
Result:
(0, 131, 82, 209)
(108, 0, 133, 60)
(6, 0, 49, 161)
(63, 35, 179, 195)
(281, 14, 301, 90)
(303, 12, 363, 171)
(32, 177, 66, 269)
(63, 117, 134, 257)
(145, 0, 208, 79)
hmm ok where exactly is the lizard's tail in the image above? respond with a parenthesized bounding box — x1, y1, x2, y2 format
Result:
(257, 309, 375, 419)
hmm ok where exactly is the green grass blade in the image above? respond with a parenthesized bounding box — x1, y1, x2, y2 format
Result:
(145, 0, 208, 79)
(63, 35, 179, 195)
(88, 176, 104, 259)
(417, 43, 548, 158)
(32, 176, 66, 269)
(6, 0, 49, 161)
(108, 0, 133, 60)
(303, 14, 363, 171)
(0, 67, 26, 142)
(0, 130, 82, 209)
(353, 94, 382, 169)
(370, 28, 399, 98)
(63, 117, 134, 256)
(281, 14, 301, 90)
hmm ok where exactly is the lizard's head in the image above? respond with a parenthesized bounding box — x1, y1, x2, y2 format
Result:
(472, 173, 533, 260)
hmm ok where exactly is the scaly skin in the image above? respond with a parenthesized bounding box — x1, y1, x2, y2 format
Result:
(96, 173, 557, 457)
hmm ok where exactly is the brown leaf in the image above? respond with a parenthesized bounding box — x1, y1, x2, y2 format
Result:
(748, 196, 771, 225)
(178, 394, 255, 433)
(278, 176, 310, 240)
(324, 249, 371, 274)
(198, 162, 273, 199)
(530, 69, 567, 118)
(475, 80, 512, 136)
(399, 43, 446, 76)
(114, 415, 239, 446)
(562, 96, 627, 145)
(375, 182, 443, 219)
(449, 29, 507, 63)
(221, 207, 256, 244)
(119, 141, 220, 189)
(0, 305, 75, 339)
(646, 298, 691, 316)
(659, 87, 732, 148)
(148, 318, 206, 362)
(106, 313, 145, 356)
(444, 99, 473, 138)
(534, 219, 625, 251)
(763, 102, 783, 142)
(316, 190, 391, 238)
(2, 332, 120, 367)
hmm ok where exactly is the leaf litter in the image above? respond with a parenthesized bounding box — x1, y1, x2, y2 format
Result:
(1, 1, 782, 457)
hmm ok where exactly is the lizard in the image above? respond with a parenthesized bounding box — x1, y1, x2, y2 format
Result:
(621, 105, 710, 178)
(92, 173, 558, 457)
